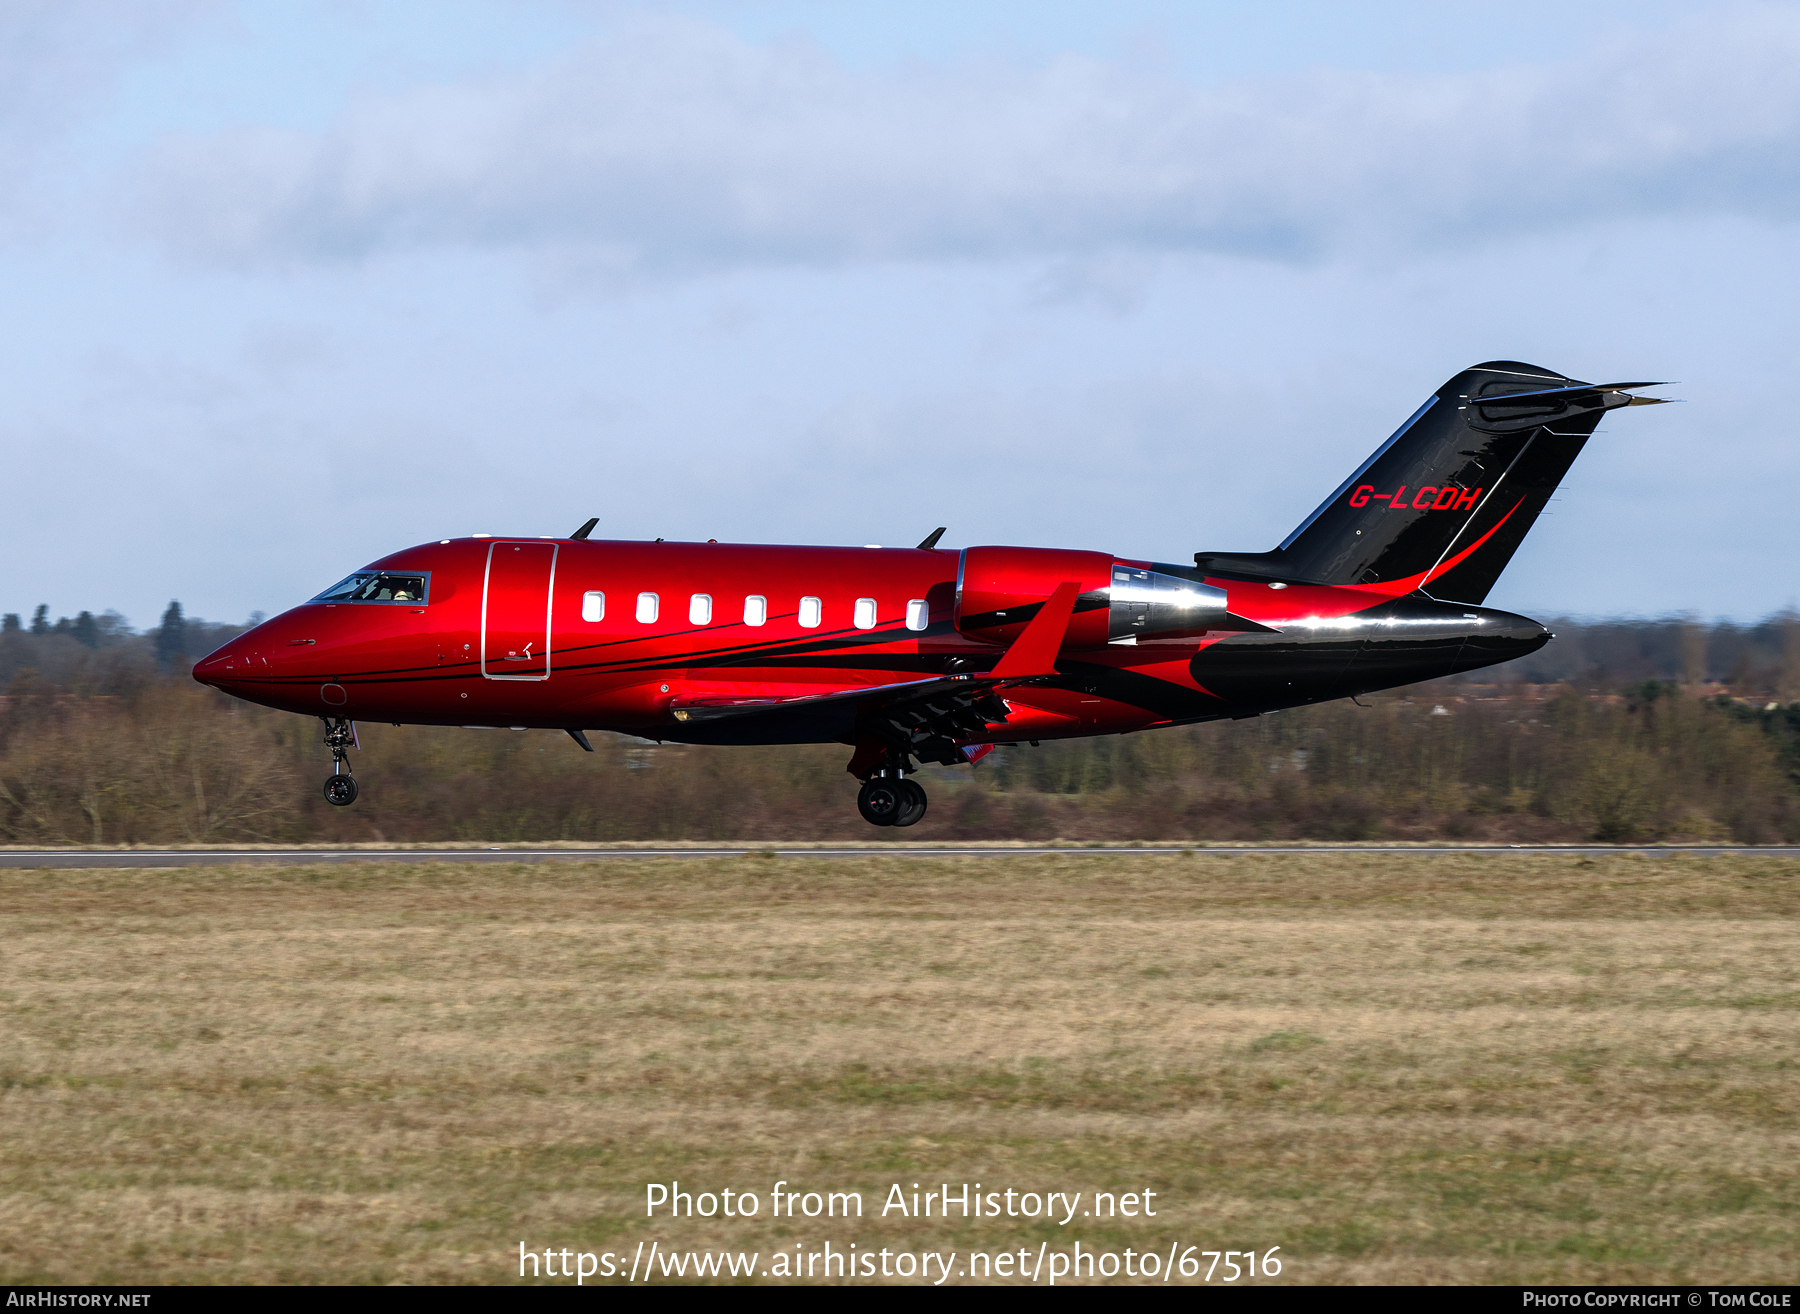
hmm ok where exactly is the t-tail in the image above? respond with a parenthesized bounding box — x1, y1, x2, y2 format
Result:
(1195, 361, 1669, 604)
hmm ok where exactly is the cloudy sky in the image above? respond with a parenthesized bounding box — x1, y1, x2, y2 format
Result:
(3, 0, 1796, 628)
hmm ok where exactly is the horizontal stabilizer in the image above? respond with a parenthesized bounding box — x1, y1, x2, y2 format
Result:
(1464, 381, 1664, 407)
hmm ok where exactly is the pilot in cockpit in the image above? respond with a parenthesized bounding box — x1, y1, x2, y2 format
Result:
(313, 572, 425, 605)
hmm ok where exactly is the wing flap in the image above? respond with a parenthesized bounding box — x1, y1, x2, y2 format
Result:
(668, 675, 995, 724)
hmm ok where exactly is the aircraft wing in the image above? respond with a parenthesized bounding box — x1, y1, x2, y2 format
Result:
(667, 671, 1028, 763)
(666, 583, 1086, 762)
(669, 580, 1082, 727)
(669, 674, 1002, 724)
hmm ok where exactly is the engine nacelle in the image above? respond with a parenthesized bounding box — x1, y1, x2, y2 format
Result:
(954, 547, 1242, 648)
(954, 546, 1113, 647)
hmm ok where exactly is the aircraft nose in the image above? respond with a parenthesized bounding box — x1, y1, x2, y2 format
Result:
(193, 611, 318, 686)
(192, 631, 261, 686)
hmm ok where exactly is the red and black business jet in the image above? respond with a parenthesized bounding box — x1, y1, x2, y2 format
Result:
(195, 361, 1666, 827)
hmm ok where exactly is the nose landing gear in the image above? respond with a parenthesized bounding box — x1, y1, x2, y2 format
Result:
(321, 716, 358, 807)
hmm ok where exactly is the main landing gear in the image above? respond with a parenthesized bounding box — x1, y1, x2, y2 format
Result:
(857, 773, 927, 828)
(848, 740, 933, 828)
(321, 716, 358, 807)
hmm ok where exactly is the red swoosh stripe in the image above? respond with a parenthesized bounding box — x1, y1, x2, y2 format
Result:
(1363, 498, 1525, 597)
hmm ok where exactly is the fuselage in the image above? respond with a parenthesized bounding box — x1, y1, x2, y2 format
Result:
(187, 360, 1662, 828)
(193, 535, 1549, 746)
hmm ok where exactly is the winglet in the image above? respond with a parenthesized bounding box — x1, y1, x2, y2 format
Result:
(991, 581, 1080, 679)
(570, 517, 599, 541)
(566, 728, 594, 751)
(916, 527, 947, 550)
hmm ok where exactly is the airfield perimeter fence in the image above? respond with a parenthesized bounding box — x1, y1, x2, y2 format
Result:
(0, 614, 1796, 845)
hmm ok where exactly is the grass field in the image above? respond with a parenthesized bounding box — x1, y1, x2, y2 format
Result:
(1, 851, 1796, 1285)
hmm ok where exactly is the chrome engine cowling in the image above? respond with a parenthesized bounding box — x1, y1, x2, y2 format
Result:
(1108, 565, 1234, 641)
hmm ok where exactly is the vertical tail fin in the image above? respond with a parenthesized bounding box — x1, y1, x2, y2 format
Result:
(1195, 361, 1668, 604)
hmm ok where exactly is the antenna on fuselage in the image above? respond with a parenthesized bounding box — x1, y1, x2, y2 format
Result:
(916, 527, 947, 550)
(570, 517, 599, 540)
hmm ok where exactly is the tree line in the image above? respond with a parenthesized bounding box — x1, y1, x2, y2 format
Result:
(0, 605, 1795, 844)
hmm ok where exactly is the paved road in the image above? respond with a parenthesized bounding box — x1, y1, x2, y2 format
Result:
(3, 845, 1797, 867)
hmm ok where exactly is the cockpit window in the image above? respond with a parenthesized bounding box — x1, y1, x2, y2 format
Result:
(312, 572, 430, 604)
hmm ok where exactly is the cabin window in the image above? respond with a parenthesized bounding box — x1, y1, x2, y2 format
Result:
(854, 597, 877, 630)
(743, 595, 767, 626)
(689, 593, 712, 625)
(906, 599, 928, 631)
(636, 592, 659, 623)
(798, 596, 821, 628)
(581, 591, 604, 622)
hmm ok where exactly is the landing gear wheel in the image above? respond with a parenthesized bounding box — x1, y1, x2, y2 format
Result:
(894, 778, 927, 827)
(319, 716, 359, 807)
(857, 779, 903, 826)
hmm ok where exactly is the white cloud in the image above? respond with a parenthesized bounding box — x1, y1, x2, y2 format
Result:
(0, 1, 219, 219)
(129, 6, 1800, 276)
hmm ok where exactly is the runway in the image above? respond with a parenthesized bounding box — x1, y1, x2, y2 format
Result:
(3, 844, 1797, 867)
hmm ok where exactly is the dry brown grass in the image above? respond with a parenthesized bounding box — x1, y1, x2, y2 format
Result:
(1, 851, 1796, 1285)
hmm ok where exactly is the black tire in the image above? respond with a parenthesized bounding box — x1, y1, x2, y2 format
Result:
(857, 779, 902, 826)
(894, 778, 927, 827)
(324, 774, 359, 807)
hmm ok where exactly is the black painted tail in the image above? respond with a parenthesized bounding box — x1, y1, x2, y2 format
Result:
(1195, 361, 1668, 605)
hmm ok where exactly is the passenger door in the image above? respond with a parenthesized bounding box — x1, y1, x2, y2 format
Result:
(481, 541, 557, 680)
